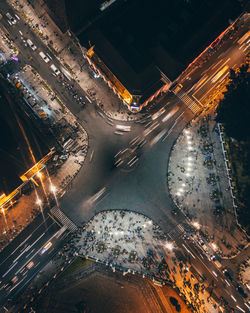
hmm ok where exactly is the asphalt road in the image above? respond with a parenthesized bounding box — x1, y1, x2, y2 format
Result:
(0, 213, 65, 306)
(0, 3, 249, 312)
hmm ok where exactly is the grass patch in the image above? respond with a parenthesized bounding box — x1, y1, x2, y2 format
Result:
(48, 44, 59, 56)
(41, 80, 52, 93)
(63, 63, 75, 76)
(61, 257, 92, 277)
(55, 96, 65, 111)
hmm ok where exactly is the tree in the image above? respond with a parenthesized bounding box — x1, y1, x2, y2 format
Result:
(216, 64, 250, 141)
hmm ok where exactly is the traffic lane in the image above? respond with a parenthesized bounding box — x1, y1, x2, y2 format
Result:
(0, 218, 60, 287)
(191, 45, 247, 101)
(181, 26, 249, 93)
(173, 236, 246, 309)
(0, 213, 54, 268)
(0, 222, 62, 304)
(7, 229, 68, 301)
(92, 110, 193, 225)
(60, 100, 188, 224)
(0, 18, 89, 110)
(1, 10, 91, 106)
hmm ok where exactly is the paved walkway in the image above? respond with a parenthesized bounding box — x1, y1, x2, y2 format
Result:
(0, 65, 88, 251)
(9, 0, 144, 122)
(168, 115, 248, 259)
(70, 210, 220, 313)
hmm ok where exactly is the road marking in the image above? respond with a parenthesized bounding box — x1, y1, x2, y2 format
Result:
(8, 277, 25, 293)
(236, 306, 245, 313)
(0, 216, 50, 267)
(12, 232, 45, 264)
(2, 261, 18, 278)
(182, 243, 196, 258)
(231, 295, 237, 302)
(86, 96, 92, 103)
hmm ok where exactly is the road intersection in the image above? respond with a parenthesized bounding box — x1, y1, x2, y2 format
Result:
(0, 2, 249, 312)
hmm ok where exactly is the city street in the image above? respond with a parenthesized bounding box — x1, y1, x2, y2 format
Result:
(0, 2, 249, 312)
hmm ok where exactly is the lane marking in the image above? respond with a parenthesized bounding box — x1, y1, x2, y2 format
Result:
(2, 262, 18, 278)
(0, 216, 50, 267)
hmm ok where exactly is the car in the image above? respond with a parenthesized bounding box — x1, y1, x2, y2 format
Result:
(171, 209, 178, 215)
(236, 285, 247, 298)
(27, 39, 37, 51)
(223, 268, 233, 281)
(50, 64, 60, 75)
(26, 261, 34, 269)
(39, 51, 50, 63)
(6, 12, 16, 24)
(11, 276, 18, 284)
(40, 241, 52, 255)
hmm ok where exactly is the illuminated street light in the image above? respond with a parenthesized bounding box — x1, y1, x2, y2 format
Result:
(211, 243, 217, 250)
(193, 221, 200, 229)
(186, 173, 191, 177)
(37, 198, 42, 205)
(165, 242, 174, 251)
(37, 172, 42, 178)
(188, 157, 192, 160)
(182, 183, 186, 187)
(50, 185, 56, 193)
(176, 192, 181, 196)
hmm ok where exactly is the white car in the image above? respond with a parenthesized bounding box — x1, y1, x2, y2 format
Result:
(27, 39, 37, 51)
(50, 64, 60, 75)
(6, 12, 16, 24)
(39, 51, 50, 63)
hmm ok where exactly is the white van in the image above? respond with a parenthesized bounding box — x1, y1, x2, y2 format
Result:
(50, 64, 60, 76)
(39, 51, 50, 63)
(27, 39, 37, 51)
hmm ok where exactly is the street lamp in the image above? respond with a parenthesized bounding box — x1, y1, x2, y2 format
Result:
(193, 221, 200, 230)
(211, 243, 217, 250)
(37, 172, 42, 178)
(165, 242, 174, 251)
(50, 185, 56, 193)
(37, 198, 42, 205)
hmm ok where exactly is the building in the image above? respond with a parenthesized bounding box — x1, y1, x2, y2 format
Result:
(86, 31, 171, 111)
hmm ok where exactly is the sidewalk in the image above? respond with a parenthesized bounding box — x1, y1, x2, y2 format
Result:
(20, 209, 220, 313)
(9, 0, 144, 122)
(68, 210, 219, 313)
(0, 64, 88, 252)
(167, 114, 248, 259)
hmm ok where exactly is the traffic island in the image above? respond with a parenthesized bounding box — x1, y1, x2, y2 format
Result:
(167, 114, 248, 259)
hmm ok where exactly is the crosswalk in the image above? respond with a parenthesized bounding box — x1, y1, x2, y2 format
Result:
(50, 206, 78, 232)
(176, 91, 202, 114)
(167, 223, 185, 240)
